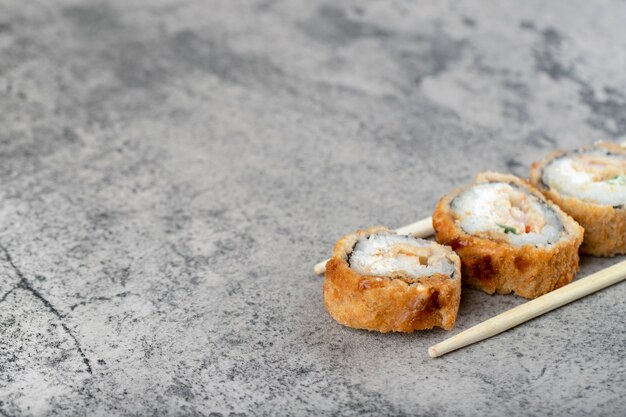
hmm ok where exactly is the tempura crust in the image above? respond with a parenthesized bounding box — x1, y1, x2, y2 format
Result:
(323, 227, 462, 332)
(529, 144, 626, 256)
(433, 172, 584, 299)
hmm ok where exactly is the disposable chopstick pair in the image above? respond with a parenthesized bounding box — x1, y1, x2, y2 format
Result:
(313, 216, 626, 358)
(428, 259, 626, 357)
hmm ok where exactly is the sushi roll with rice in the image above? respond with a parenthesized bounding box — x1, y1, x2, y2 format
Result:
(323, 227, 462, 332)
(530, 143, 626, 256)
(433, 172, 583, 299)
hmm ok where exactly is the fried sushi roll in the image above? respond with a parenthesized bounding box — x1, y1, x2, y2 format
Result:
(529, 143, 626, 256)
(323, 227, 461, 332)
(433, 172, 583, 299)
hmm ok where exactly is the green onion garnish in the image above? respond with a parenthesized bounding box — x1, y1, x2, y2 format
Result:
(496, 223, 518, 234)
(605, 174, 626, 186)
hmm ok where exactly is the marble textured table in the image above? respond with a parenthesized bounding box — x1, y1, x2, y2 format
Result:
(1, 1, 625, 416)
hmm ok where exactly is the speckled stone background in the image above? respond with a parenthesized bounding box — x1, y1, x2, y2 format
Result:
(0, 1, 625, 416)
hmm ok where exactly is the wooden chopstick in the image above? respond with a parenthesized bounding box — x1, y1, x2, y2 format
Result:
(312, 216, 434, 275)
(429, 259, 626, 358)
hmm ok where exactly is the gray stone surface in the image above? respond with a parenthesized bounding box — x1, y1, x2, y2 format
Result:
(0, 0, 625, 415)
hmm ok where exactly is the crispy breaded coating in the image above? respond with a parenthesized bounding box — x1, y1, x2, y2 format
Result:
(433, 172, 583, 299)
(530, 143, 626, 256)
(323, 227, 462, 332)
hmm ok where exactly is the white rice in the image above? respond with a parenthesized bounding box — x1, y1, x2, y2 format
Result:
(350, 234, 455, 279)
(451, 182, 563, 247)
(542, 149, 626, 207)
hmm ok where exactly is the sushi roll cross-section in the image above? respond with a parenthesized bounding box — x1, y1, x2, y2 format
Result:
(323, 227, 461, 332)
(530, 143, 626, 256)
(433, 172, 583, 299)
